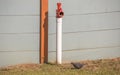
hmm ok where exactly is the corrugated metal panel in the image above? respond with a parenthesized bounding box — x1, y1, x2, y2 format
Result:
(0, 0, 120, 66)
(49, 0, 120, 16)
(49, 13, 120, 34)
(0, 34, 39, 51)
(48, 0, 120, 62)
(0, 0, 40, 15)
(0, 16, 39, 33)
(49, 29, 120, 51)
(0, 51, 39, 67)
(0, 0, 40, 67)
(48, 47, 120, 62)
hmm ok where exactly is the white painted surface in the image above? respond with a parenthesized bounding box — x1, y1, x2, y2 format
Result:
(56, 18, 62, 64)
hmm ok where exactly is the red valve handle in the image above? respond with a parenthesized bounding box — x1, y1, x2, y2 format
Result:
(56, 3, 64, 18)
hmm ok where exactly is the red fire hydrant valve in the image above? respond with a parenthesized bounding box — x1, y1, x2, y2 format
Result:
(56, 3, 64, 18)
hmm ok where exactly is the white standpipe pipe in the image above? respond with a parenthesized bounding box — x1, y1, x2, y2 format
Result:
(56, 18, 62, 64)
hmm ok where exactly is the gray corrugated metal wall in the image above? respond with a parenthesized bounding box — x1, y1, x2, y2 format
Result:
(48, 0, 120, 62)
(0, 0, 40, 67)
(0, 0, 120, 67)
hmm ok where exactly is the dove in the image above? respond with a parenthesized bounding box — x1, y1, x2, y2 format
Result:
(71, 63, 84, 69)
